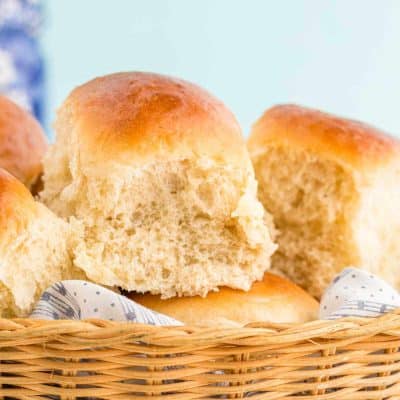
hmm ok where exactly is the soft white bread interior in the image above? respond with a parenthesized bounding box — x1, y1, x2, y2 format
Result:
(128, 272, 319, 327)
(0, 168, 83, 316)
(40, 72, 277, 298)
(0, 95, 48, 192)
(248, 104, 400, 298)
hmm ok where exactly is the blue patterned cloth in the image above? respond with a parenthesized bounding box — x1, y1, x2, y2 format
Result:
(31, 280, 182, 325)
(0, 0, 44, 123)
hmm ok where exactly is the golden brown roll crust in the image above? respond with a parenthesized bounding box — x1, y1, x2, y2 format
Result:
(128, 273, 319, 326)
(62, 72, 250, 169)
(248, 104, 400, 171)
(0, 96, 48, 189)
(0, 169, 36, 249)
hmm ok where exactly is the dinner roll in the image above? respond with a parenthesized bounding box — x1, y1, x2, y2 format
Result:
(0, 168, 83, 317)
(128, 272, 319, 326)
(0, 96, 47, 190)
(40, 72, 276, 298)
(248, 104, 400, 298)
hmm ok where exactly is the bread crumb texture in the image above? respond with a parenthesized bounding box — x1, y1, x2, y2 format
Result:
(42, 152, 276, 297)
(0, 171, 85, 317)
(249, 105, 400, 298)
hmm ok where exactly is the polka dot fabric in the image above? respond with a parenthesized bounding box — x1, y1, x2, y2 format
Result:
(320, 268, 400, 319)
(30, 280, 182, 325)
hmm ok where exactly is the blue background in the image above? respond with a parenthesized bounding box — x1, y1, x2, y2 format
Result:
(42, 0, 400, 137)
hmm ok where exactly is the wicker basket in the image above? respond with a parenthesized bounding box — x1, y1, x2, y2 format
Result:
(1, 312, 400, 399)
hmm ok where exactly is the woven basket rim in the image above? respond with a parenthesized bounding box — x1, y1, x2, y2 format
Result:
(1, 312, 400, 398)
(1, 309, 400, 346)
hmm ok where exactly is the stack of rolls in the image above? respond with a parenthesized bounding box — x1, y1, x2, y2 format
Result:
(0, 72, 317, 325)
(0, 97, 84, 317)
(1, 71, 399, 327)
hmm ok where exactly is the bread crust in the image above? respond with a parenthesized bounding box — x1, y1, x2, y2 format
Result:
(0, 169, 36, 250)
(0, 96, 47, 188)
(60, 72, 251, 169)
(128, 273, 319, 326)
(248, 104, 400, 171)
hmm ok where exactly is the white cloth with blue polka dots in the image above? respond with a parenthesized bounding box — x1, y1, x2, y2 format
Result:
(320, 268, 400, 319)
(30, 280, 182, 325)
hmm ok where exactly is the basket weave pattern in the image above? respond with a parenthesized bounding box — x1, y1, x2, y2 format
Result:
(1, 312, 400, 399)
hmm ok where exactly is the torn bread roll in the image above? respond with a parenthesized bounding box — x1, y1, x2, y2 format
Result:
(0, 168, 84, 316)
(40, 72, 277, 298)
(248, 104, 400, 298)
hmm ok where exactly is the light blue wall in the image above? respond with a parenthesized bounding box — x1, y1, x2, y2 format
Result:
(42, 0, 400, 138)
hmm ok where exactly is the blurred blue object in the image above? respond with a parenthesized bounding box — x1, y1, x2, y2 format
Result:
(0, 0, 44, 123)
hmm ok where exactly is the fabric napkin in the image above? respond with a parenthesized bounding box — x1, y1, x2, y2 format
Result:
(320, 267, 400, 319)
(30, 280, 182, 325)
